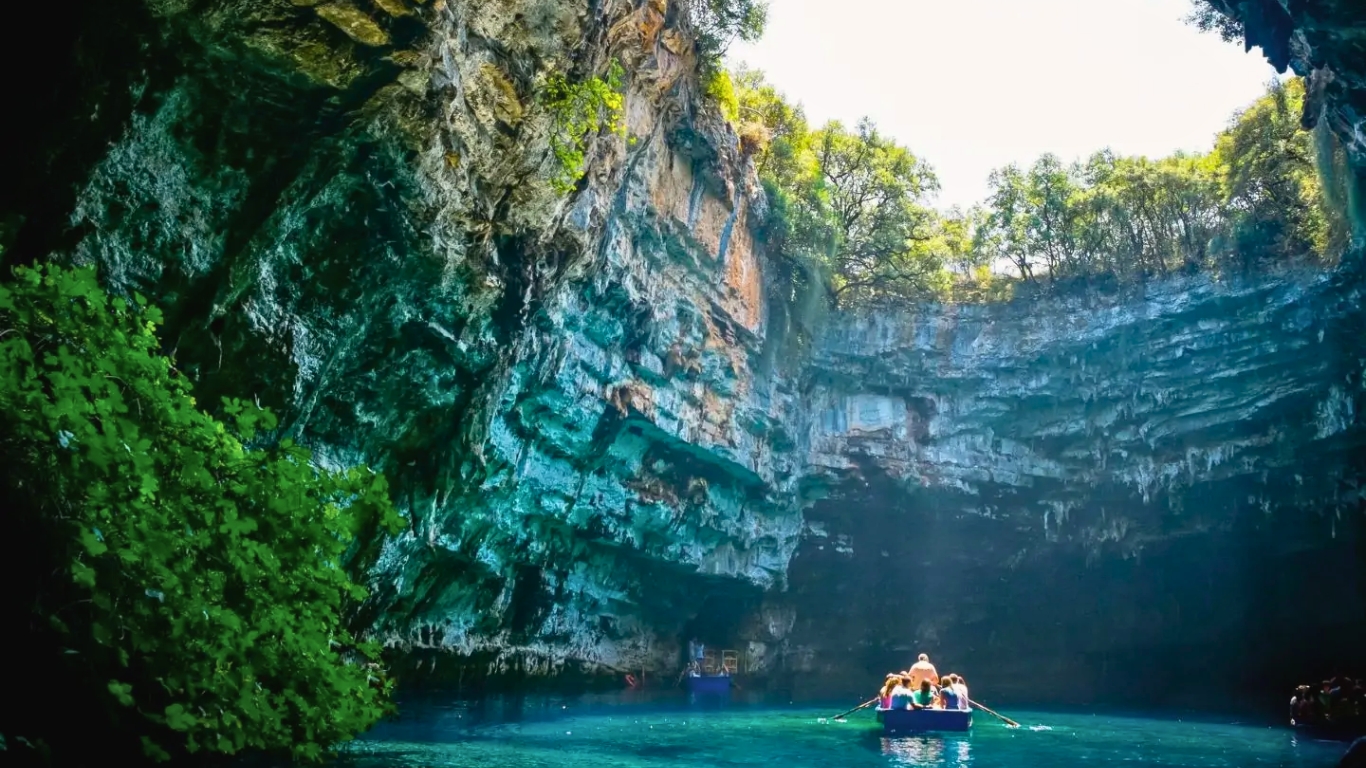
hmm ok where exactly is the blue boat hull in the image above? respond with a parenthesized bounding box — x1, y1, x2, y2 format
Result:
(685, 675, 732, 694)
(876, 708, 972, 734)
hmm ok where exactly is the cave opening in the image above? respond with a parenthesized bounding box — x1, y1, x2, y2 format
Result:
(5, 0, 1366, 764)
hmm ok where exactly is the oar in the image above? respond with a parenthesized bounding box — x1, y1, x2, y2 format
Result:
(821, 696, 880, 722)
(968, 698, 1020, 728)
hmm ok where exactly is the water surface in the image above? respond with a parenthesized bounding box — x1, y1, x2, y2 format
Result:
(337, 693, 1349, 768)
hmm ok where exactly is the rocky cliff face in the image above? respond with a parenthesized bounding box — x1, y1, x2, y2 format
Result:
(806, 269, 1364, 551)
(4, 0, 1365, 692)
(6, 0, 805, 677)
(769, 268, 1366, 707)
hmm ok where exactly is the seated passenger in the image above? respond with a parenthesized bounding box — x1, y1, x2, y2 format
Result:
(879, 673, 900, 709)
(911, 679, 937, 709)
(939, 675, 961, 710)
(890, 676, 915, 710)
(908, 654, 940, 690)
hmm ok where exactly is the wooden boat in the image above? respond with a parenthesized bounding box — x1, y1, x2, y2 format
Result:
(684, 674, 731, 694)
(876, 707, 972, 734)
(1292, 721, 1366, 742)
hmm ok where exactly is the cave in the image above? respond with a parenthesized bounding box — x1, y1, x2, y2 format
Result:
(3, 0, 1366, 765)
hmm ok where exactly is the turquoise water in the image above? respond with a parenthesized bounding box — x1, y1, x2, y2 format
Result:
(334, 693, 1351, 768)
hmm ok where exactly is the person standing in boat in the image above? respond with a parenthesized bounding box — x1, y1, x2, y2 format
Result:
(908, 653, 939, 689)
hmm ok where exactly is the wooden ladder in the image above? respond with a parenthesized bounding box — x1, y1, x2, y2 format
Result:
(721, 649, 739, 674)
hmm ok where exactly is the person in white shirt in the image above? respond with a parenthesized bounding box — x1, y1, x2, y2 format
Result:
(951, 673, 970, 711)
(908, 654, 939, 689)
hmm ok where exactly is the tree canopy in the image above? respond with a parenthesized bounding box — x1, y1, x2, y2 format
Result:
(972, 77, 1348, 284)
(734, 68, 945, 309)
(729, 70, 1347, 318)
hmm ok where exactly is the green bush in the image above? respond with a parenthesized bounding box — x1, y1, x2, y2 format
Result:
(0, 263, 404, 764)
(542, 61, 626, 194)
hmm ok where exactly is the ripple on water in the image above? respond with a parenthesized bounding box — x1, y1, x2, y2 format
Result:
(333, 700, 1350, 768)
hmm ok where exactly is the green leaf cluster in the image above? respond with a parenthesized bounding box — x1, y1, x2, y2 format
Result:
(704, 69, 740, 125)
(542, 61, 626, 195)
(0, 263, 405, 764)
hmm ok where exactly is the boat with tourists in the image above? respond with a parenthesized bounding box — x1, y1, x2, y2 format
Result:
(876, 706, 972, 733)
(679, 642, 739, 694)
(846, 653, 1017, 735)
(1289, 677, 1366, 742)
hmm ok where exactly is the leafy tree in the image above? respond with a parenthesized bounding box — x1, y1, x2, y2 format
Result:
(811, 119, 942, 305)
(973, 78, 1340, 286)
(1213, 77, 1328, 264)
(733, 70, 951, 314)
(688, 0, 768, 69)
(733, 65, 811, 187)
(0, 263, 404, 766)
(979, 163, 1036, 280)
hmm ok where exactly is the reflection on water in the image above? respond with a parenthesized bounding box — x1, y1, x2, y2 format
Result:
(880, 735, 972, 766)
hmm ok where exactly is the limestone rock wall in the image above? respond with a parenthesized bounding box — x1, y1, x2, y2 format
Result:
(805, 269, 1366, 557)
(4, 0, 1365, 689)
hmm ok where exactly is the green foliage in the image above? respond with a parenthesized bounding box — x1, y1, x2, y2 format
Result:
(0, 263, 405, 765)
(810, 119, 943, 305)
(705, 69, 740, 124)
(973, 78, 1343, 285)
(733, 67, 810, 187)
(542, 61, 626, 195)
(688, 0, 768, 70)
(1212, 78, 1333, 264)
(737, 67, 944, 309)
(740, 68, 1339, 322)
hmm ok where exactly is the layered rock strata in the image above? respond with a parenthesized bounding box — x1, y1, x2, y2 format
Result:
(2, 0, 1364, 685)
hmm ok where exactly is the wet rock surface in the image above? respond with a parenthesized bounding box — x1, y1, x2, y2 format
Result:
(774, 269, 1366, 708)
(805, 269, 1366, 553)
(2, 0, 1364, 691)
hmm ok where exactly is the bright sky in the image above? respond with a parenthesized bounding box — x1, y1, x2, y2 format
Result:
(727, 0, 1281, 210)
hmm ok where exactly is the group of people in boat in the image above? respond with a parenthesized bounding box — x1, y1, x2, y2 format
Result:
(877, 654, 971, 711)
(1290, 676, 1366, 728)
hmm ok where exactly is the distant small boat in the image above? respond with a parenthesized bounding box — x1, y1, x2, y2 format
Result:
(876, 707, 972, 734)
(684, 675, 732, 694)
